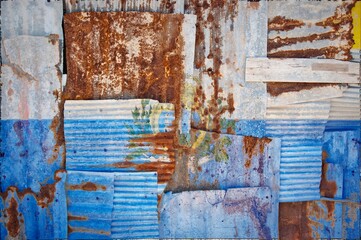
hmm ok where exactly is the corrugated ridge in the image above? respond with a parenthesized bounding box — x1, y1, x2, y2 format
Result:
(112, 172, 159, 238)
(267, 121, 325, 202)
(329, 84, 361, 120)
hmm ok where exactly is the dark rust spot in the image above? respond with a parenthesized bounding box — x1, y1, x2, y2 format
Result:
(67, 182, 107, 191)
(267, 82, 337, 97)
(243, 136, 271, 168)
(48, 34, 59, 45)
(6, 197, 20, 238)
(319, 151, 337, 198)
(68, 215, 88, 221)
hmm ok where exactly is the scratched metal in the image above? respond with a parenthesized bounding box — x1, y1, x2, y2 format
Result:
(268, 0, 357, 60)
(63, 12, 196, 140)
(166, 129, 280, 195)
(188, 0, 268, 133)
(112, 172, 159, 238)
(0, 170, 67, 239)
(160, 187, 278, 239)
(66, 171, 114, 239)
(64, 0, 185, 13)
(64, 99, 175, 192)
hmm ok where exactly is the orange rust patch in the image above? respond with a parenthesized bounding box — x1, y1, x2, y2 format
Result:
(268, 16, 305, 32)
(267, 82, 337, 97)
(268, 46, 352, 60)
(68, 215, 88, 221)
(247, 1, 260, 10)
(48, 34, 59, 45)
(6, 197, 20, 238)
(67, 182, 107, 191)
(68, 226, 110, 236)
(242, 136, 271, 168)
(319, 151, 337, 198)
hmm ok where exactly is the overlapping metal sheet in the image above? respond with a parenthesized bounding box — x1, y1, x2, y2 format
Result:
(267, 0, 357, 60)
(63, 11, 196, 140)
(329, 84, 361, 120)
(64, 0, 185, 13)
(167, 129, 280, 193)
(188, 0, 268, 132)
(112, 172, 159, 238)
(160, 187, 278, 238)
(66, 171, 114, 239)
(64, 99, 175, 191)
(246, 58, 360, 83)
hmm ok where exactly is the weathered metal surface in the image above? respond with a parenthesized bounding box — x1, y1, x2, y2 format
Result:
(63, 12, 196, 140)
(268, 0, 357, 60)
(188, 0, 268, 132)
(329, 84, 361, 120)
(64, 99, 175, 192)
(66, 171, 114, 239)
(160, 187, 278, 239)
(246, 58, 360, 83)
(266, 120, 326, 202)
(112, 172, 159, 238)
(64, 0, 185, 13)
(166, 129, 280, 194)
(0, 170, 67, 239)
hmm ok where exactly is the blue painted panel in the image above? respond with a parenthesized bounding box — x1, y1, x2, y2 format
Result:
(66, 171, 114, 239)
(1, 120, 63, 191)
(160, 187, 277, 239)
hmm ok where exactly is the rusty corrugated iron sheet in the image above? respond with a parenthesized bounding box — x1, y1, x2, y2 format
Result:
(187, 0, 269, 132)
(166, 129, 280, 193)
(63, 11, 196, 140)
(160, 187, 278, 238)
(64, 0, 185, 13)
(268, 0, 357, 60)
(64, 99, 175, 192)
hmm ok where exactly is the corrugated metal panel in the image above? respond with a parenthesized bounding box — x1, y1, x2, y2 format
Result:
(1, 35, 65, 238)
(266, 120, 326, 202)
(64, 0, 185, 13)
(246, 58, 360, 83)
(160, 187, 278, 238)
(268, 0, 357, 60)
(1, 170, 67, 239)
(64, 99, 175, 191)
(66, 171, 114, 239)
(167, 129, 280, 195)
(63, 12, 196, 140)
(329, 84, 361, 120)
(188, 1, 269, 132)
(112, 172, 159, 238)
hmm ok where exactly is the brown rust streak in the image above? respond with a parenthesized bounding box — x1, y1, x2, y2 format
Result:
(6, 197, 20, 238)
(267, 82, 337, 97)
(67, 182, 107, 191)
(243, 136, 271, 168)
(268, 46, 352, 60)
(319, 151, 337, 198)
(68, 215, 88, 221)
(68, 226, 110, 236)
(268, 16, 305, 32)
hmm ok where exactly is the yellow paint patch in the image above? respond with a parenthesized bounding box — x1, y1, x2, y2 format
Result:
(352, 1, 361, 49)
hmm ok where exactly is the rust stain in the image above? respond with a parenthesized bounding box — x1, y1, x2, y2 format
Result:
(267, 82, 337, 97)
(68, 215, 88, 221)
(268, 46, 352, 60)
(67, 181, 107, 191)
(47, 34, 59, 45)
(268, 16, 305, 32)
(188, 0, 239, 132)
(242, 136, 271, 168)
(247, 1, 260, 10)
(63, 12, 186, 141)
(68, 226, 110, 236)
(6, 197, 20, 238)
(160, 0, 176, 13)
(319, 151, 337, 198)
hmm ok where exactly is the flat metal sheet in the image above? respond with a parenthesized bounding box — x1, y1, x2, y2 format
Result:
(63, 12, 196, 139)
(1, 170, 67, 239)
(268, 0, 357, 60)
(66, 171, 114, 239)
(112, 172, 159, 239)
(246, 58, 360, 83)
(159, 187, 278, 239)
(64, 99, 175, 191)
(166, 129, 280, 195)
(188, 1, 268, 132)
